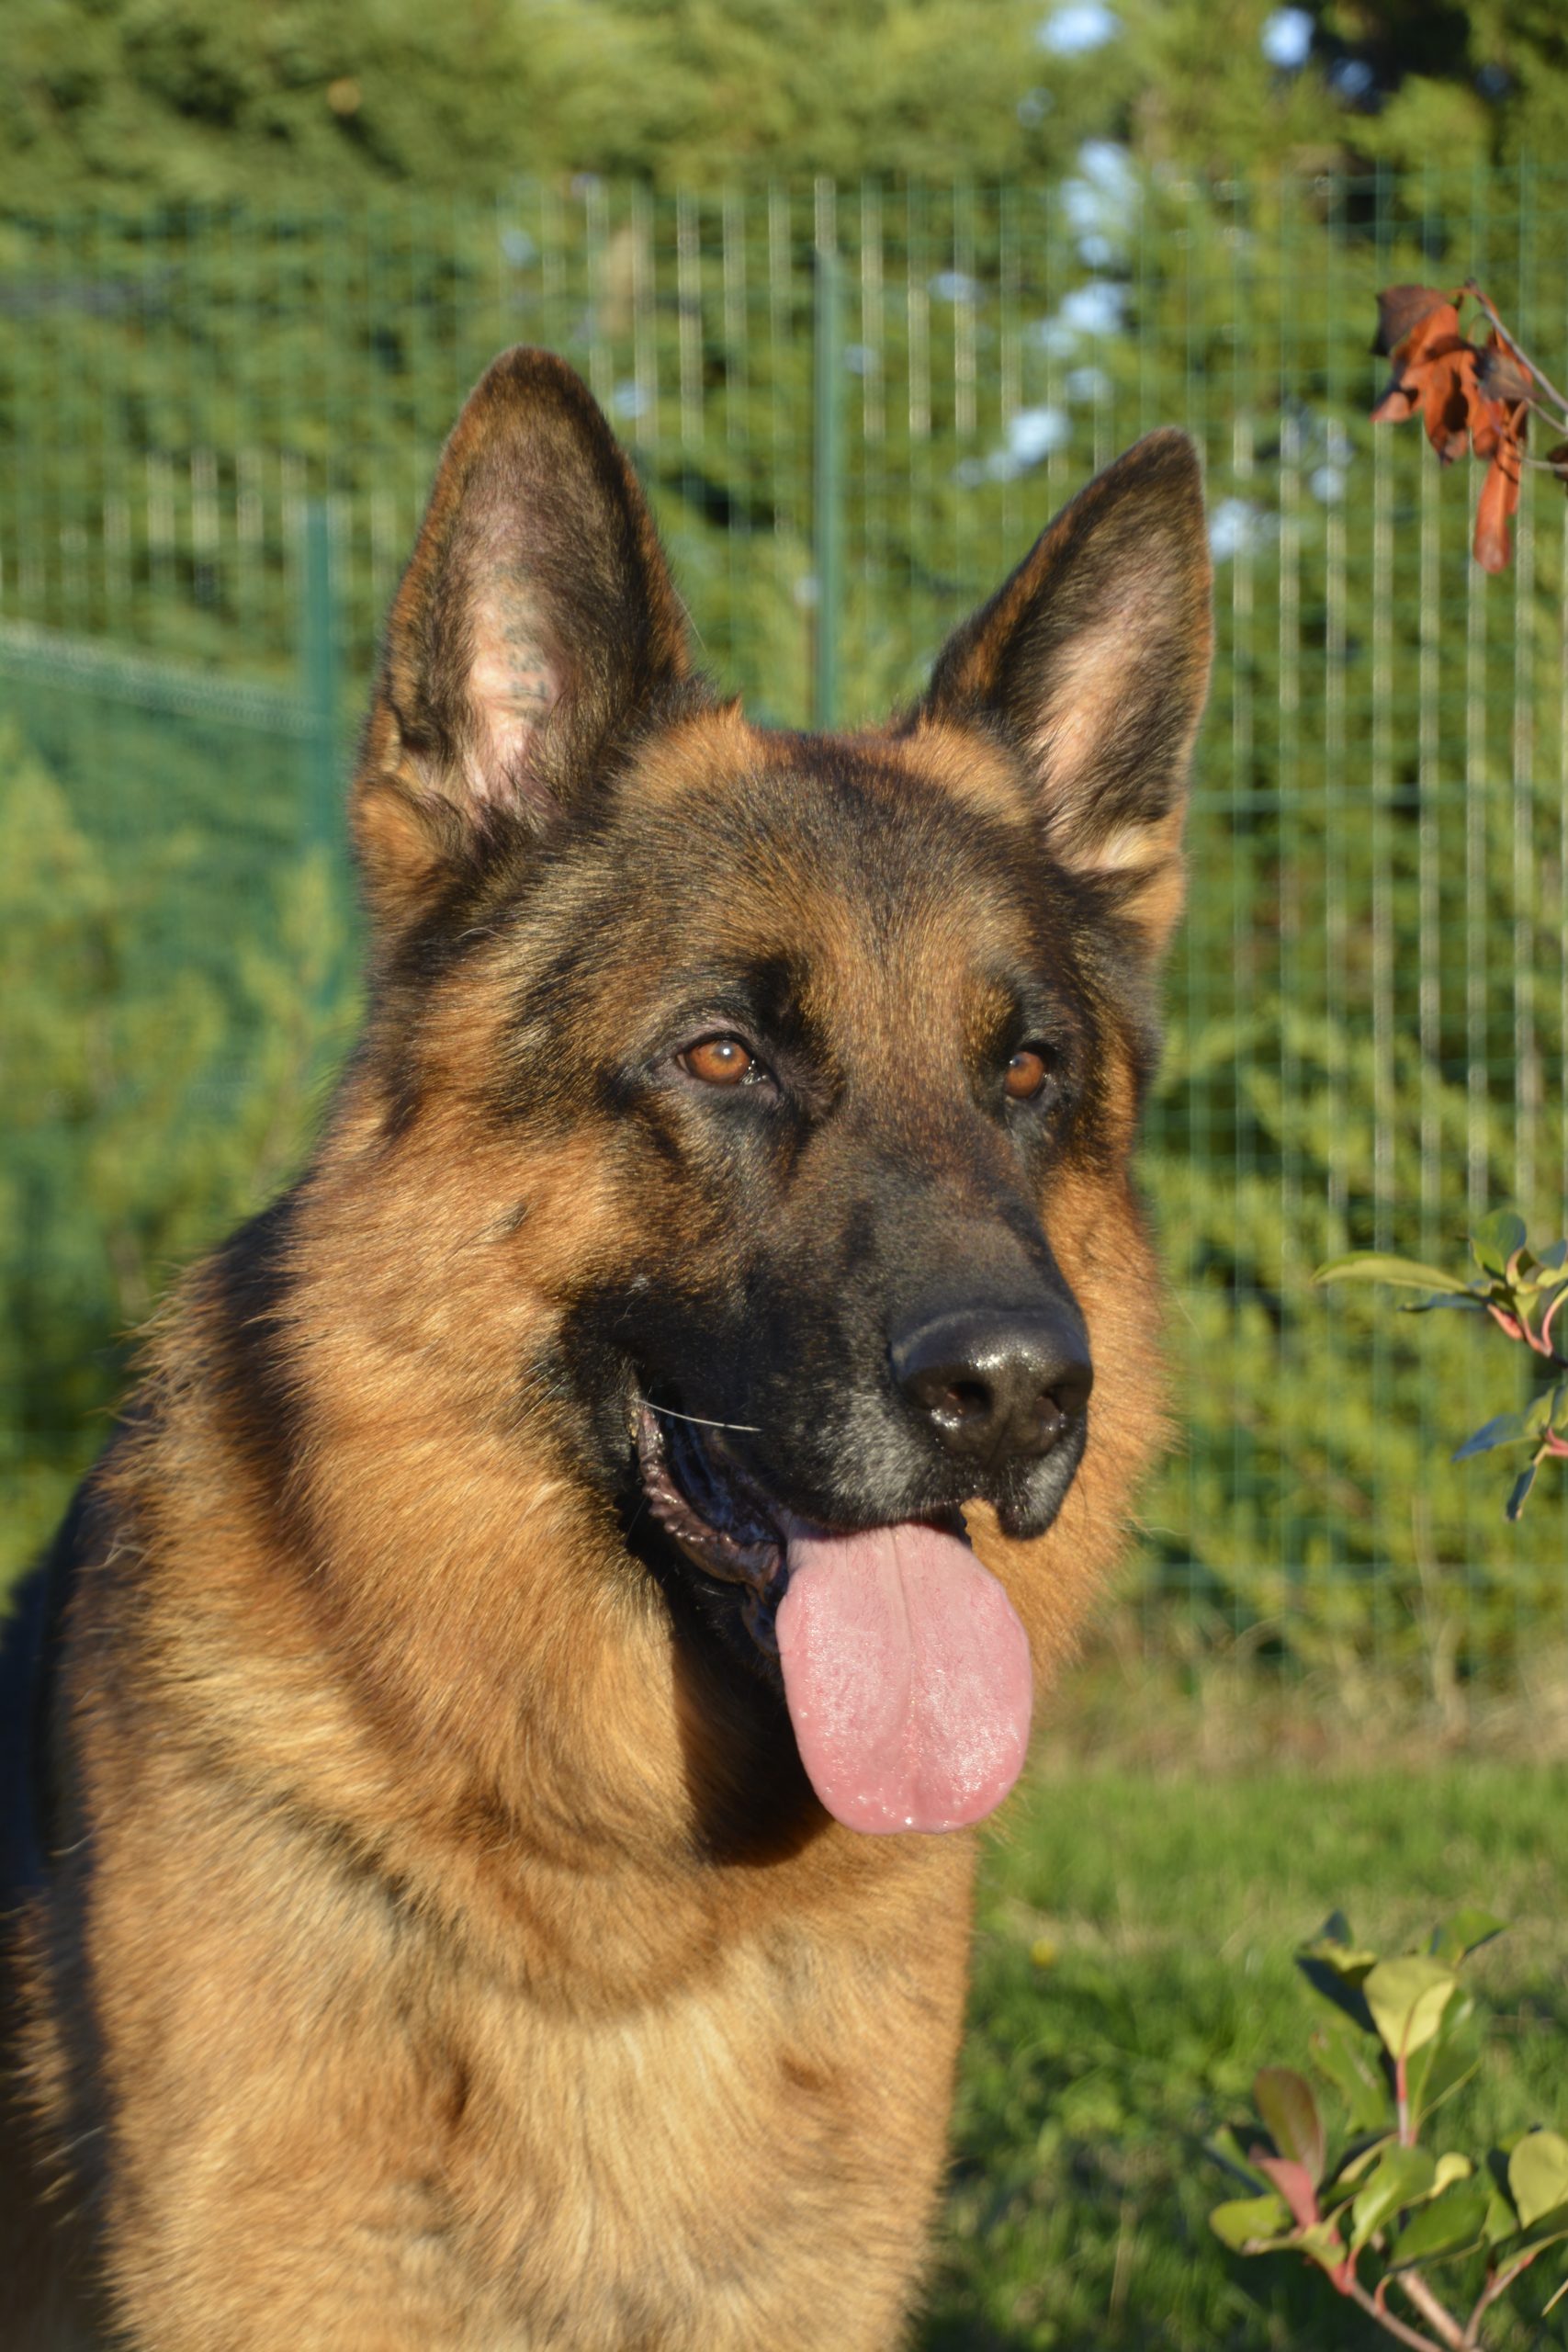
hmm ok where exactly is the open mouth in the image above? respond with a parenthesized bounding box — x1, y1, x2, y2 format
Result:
(633, 1396, 1036, 1838)
(635, 1400, 786, 1649)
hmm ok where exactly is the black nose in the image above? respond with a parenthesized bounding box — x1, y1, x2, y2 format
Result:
(891, 1306, 1093, 1466)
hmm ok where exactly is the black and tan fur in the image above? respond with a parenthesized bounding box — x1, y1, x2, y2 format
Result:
(0, 349, 1212, 2350)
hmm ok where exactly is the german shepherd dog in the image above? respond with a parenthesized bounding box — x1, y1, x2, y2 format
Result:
(1, 350, 1211, 2349)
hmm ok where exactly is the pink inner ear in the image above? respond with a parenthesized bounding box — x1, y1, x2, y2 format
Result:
(1028, 616, 1129, 814)
(1027, 553, 1179, 798)
(465, 590, 562, 808)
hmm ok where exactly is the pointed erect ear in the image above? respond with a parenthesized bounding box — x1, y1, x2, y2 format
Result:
(354, 347, 694, 925)
(917, 429, 1213, 957)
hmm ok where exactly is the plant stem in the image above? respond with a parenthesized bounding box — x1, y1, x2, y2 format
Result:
(1346, 2272, 1457, 2352)
(1465, 2246, 1540, 2344)
(1392, 2267, 1469, 2349)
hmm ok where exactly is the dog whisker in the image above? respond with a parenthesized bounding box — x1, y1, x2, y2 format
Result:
(641, 1399, 762, 1434)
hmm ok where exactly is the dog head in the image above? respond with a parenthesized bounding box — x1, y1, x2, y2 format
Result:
(344, 349, 1212, 1834)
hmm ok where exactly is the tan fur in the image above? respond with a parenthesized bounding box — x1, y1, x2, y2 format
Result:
(2, 354, 1209, 2351)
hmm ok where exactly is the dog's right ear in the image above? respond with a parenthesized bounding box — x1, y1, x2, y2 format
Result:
(353, 347, 694, 929)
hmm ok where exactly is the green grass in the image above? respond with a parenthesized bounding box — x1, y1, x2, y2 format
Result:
(925, 1760, 1567, 2351)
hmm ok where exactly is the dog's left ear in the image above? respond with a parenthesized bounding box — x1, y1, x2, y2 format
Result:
(916, 429, 1213, 957)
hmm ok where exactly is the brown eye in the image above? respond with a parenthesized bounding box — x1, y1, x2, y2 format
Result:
(1004, 1046, 1053, 1102)
(681, 1035, 758, 1088)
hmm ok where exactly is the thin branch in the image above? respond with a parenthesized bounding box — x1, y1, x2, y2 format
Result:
(1464, 278, 1568, 420)
(1344, 2271, 1457, 2352)
(1518, 394, 1568, 437)
(1464, 2245, 1540, 2344)
(1391, 2267, 1470, 2350)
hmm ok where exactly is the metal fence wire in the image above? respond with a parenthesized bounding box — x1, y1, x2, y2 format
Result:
(4, 168, 1568, 1679)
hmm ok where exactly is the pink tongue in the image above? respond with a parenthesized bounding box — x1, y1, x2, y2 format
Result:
(773, 1521, 1032, 1835)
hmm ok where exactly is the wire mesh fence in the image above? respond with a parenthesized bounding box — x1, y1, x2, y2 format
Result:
(4, 168, 1568, 1679)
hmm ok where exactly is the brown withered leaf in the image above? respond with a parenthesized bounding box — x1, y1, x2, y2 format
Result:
(1474, 333, 1536, 409)
(1371, 301, 1482, 463)
(1423, 350, 1482, 463)
(1469, 373, 1509, 462)
(1389, 300, 1463, 372)
(1371, 284, 1453, 358)
(1473, 418, 1525, 574)
(1371, 283, 1555, 568)
(1370, 380, 1419, 425)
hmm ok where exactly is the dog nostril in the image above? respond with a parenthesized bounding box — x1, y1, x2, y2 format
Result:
(946, 1380, 991, 1420)
(1043, 1362, 1094, 1423)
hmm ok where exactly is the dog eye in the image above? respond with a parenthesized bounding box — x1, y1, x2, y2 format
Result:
(679, 1035, 765, 1089)
(1004, 1045, 1055, 1103)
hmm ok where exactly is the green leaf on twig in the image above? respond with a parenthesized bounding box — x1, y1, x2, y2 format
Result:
(1472, 1210, 1529, 1275)
(1363, 1956, 1458, 2058)
(1210, 2192, 1294, 2252)
(1297, 1914, 1382, 2031)
(1509, 2130, 1568, 2230)
(1349, 2143, 1438, 2254)
(1484, 2187, 1523, 2246)
(1506, 1462, 1539, 1520)
(1453, 1411, 1529, 1461)
(1253, 2066, 1325, 2186)
(1404, 2000, 1478, 2132)
(1205, 2126, 1272, 2195)
(1314, 1252, 1475, 1293)
(1428, 1909, 1506, 1968)
(1313, 2020, 1390, 2136)
(1390, 2177, 1492, 2268)
(1333, 2134, 1397, 2188)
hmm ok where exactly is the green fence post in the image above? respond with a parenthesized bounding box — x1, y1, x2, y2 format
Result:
(299, 498, 341, 859)
(812, 184, 843, 732)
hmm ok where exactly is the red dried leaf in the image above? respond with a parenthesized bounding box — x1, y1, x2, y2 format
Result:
(1473, 421, 1525, 573)
(1371, 284, 1453, 358)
